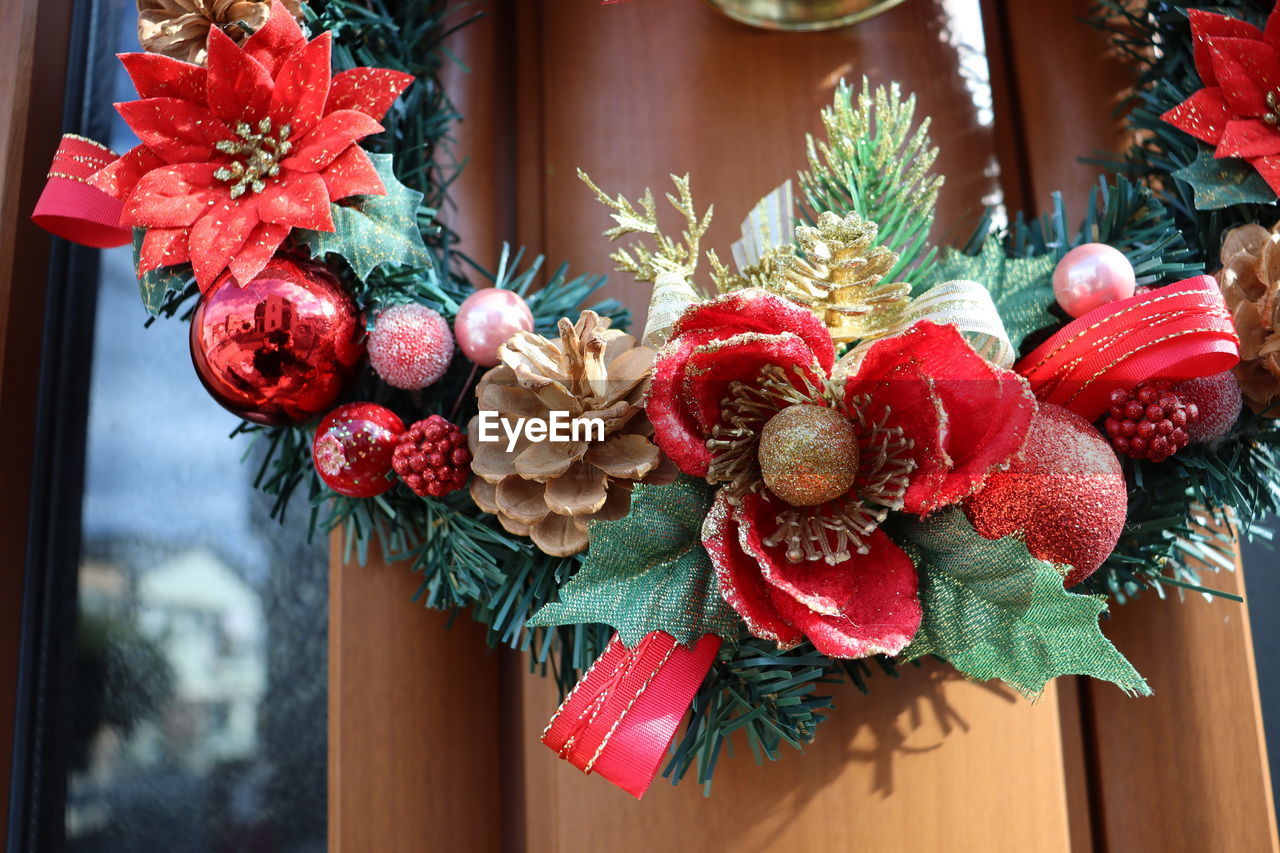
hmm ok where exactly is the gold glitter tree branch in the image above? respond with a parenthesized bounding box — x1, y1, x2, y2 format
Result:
(578, 169, 713, 286)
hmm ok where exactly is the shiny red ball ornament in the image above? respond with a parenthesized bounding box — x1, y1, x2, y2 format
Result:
(963, 403, 1127, 587)
(392, 415, 471, 498)
(1103, 381, 1199, 463)
(190, 256, 365, 426)
(313, 403, 406, 498)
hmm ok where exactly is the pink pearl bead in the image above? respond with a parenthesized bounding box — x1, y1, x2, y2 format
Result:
(454, 288, 535, 367)
(1052, 243, 1137, 318)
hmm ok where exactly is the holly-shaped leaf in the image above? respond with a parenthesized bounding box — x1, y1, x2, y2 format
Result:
(932, 237, 1057, 352)
(526, 477, 741, 646)
(132, 228, 193, 317)
(1172, 143, 1277, 210)
(296, 153, 431, 281)
(897, 507, 1149, 698)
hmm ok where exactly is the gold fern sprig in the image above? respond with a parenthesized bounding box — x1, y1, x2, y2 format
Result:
(578, 169, 713, 284)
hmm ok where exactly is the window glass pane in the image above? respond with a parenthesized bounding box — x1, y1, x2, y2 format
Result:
(64, 2, 327, 850)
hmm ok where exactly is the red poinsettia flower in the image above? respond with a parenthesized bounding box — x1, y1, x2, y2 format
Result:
(649, 289, 1036, 658)
(1163, 5, 1280, 194)
(89, 0, 413, 290)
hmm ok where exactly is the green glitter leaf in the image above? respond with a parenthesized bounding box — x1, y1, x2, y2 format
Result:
(132, 228, 193, 317)
(297, 152, 431, 281)
(526, 477, 741, 646)
(931, 237, 1057, 352)
(1171, 143, 1277, 211)
(898, 508, 1150, 698)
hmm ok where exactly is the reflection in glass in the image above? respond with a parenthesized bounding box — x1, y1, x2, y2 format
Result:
(63, 2, 328, 849)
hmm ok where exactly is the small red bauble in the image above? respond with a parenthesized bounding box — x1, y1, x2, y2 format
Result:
(190, 256, 365, 426)
(368, 303, 455, 390)
(1174, 371, 1243, 444)
(392, 415, 472, 498)
(963, 403, 1127, 587)
(1103, 381, 1199, 463)
(313, 403, 406, 498)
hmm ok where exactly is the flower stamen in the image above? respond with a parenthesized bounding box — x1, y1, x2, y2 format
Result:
(214, 118, 294, 199)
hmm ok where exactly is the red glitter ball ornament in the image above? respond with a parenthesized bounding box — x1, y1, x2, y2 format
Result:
(1103, 380, 1199, 463)
(392, 415, 471, 498)
(313, 403, 406, 498)
(963, 403, 1127, 587)
(190, 256, 365, 426)
(1174, 371, 1243, 444)
(367, 303, 455, 390)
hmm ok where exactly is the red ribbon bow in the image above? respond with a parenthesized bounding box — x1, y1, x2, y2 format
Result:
(31, 134, 130, 249)
(542, 631, 720, 798)
(1016, 275, 1240, 418)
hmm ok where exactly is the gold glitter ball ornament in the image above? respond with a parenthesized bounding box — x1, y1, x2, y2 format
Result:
(757, 404, 859, 506)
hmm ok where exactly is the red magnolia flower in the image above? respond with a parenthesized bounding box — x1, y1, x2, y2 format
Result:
(1163, 5, 1280, 194)
(90, 0, 413, 290)
(649, 290, 1036, 658)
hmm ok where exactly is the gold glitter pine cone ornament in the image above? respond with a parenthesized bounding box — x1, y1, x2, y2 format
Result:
(467, 311, 675, 557)
(137, 0, 306, 64)
(763, 210, 911, 344)
(1217, 222, 1280, 416)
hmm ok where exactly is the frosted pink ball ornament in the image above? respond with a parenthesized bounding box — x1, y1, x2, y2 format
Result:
(1052, 243, 1137, 318)
(454, 288, 534, 367)
(368, 303, 454, 390)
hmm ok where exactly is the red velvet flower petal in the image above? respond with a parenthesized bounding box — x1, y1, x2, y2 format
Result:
(915, 326, 1036, 510)
(1215, 118, 1280, 158)
(1161, 87, 1232, 145)
(88, 145, 166, 200)
(123, 163, 222, 228)
(281, 110, 384, 172)
(268, 32, 332, 140)
(844, 351, 947, 515)
(850, 322, 1035, 514)
(1208, 38, 1280, 117)
(227, 222, 290, 287)
(116, 98, 231, 164)
(735, 491, 867, 616)
(188, 197, 261, 288)
(319, 145, 386, 201)
(139, 226, 191, 272)
(1248, 154, 1280, 196)
(1267, 4, 1280, 52)
(681, 331, 826, 435)
(702, 491, 802, 648)
(672, 289, 835, 374)
(1189, 9, 1262, 86)
(119, 52, 207, 102)
(648, 328, 720, 477)
(242, 0, 308, 78)
(205, 26, 274, 126)
(761, 538, 921, 659)
(257, 171, 334, 231)
(327, 68, 415, 121)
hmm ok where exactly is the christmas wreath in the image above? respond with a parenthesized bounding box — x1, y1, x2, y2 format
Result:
(31, 0, 1280, 799)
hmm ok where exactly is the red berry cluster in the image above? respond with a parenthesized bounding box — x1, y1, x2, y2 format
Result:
(1103, 381, 1200, 463)
(392, 415, 471, 498)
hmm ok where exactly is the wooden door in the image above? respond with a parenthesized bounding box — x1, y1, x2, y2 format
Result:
(328, 1, 1279, 851)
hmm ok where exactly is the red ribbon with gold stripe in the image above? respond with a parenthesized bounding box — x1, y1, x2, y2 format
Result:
(1015, 276, 1240, 419)
(542, 631, 719, 798)
(31, 134, 131, 249)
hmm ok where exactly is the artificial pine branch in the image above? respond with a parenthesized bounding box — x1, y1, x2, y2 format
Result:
(798, 78, 943, 290)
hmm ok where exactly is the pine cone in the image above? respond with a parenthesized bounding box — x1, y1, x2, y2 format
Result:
(1217, 222, 1280, 417)
(766, 211, 911, 343)
(137, 0, 306, 65)
(467, 311, 675, 557)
